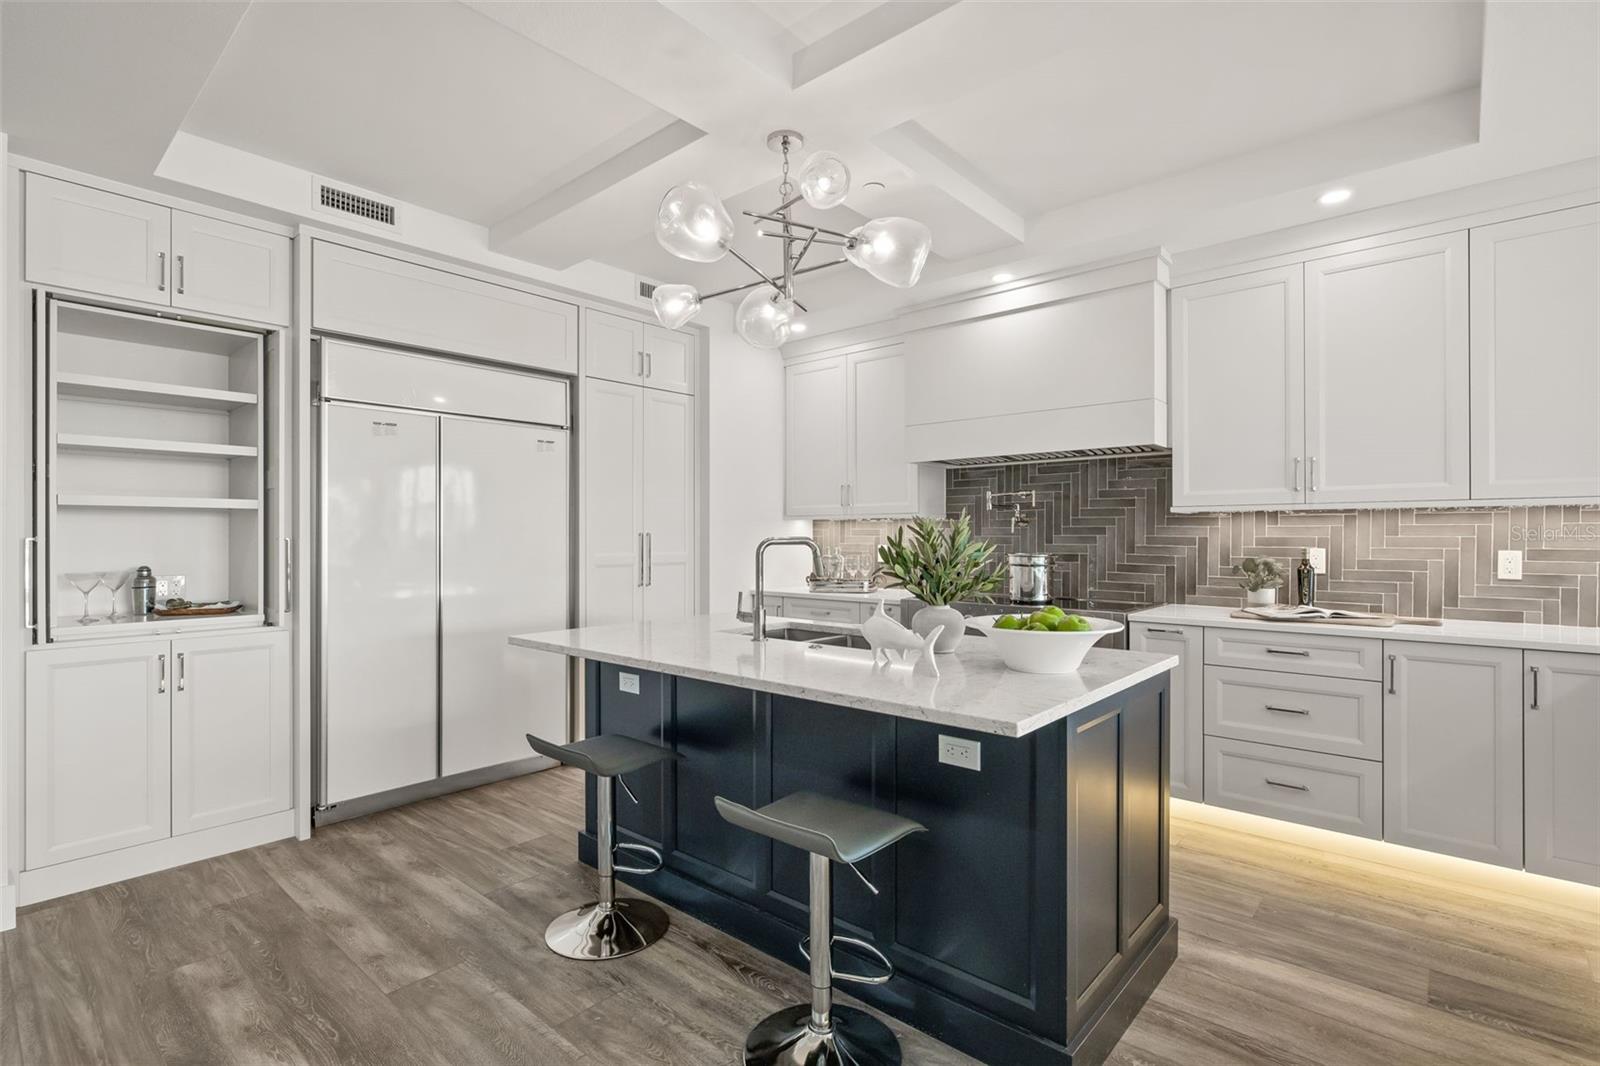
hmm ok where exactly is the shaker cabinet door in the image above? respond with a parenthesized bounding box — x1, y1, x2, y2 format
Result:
(643, 324, 695, 395)
(1525, 651, 1600, 885)
(847, 345, 918, 516)
(585, 309, 645, 386)
(24, 640, 172, 868)
(785, 356, 850, 517)
(1130, 623, 1204, 801)
(641, 390, 695, 619)
(25, 173, 171, 304)
(171, 211, 292, 324)
(584, 379, 644, 625)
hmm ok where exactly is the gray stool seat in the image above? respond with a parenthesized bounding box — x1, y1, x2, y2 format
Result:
(714, 791, 924, 865)
(716, 791, 925, 1066)
(528, 732, 679, 778)
(526, 731, 678, 962)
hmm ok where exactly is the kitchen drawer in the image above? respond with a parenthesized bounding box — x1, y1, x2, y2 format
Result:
(1205, 737, 1383, 839)
(1204, 666, 1382, 760)
(1204, 627, 1382, 681)
(777, 598, 865, 624)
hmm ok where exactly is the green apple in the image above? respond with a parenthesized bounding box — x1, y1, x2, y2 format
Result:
(993, 615, 1022, 630)
(1027, 612, 1055, 628)
(1060, 614, 1092, 632)
(1024, 622, 1050, 631)
(1040, 605, 1066, 618)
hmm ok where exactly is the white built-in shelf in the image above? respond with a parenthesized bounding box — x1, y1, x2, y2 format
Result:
(56, 494, 260, 510)
(57, 434, 259, 460)
(56, 372, 258, 411)
(50, 610, 266, 642)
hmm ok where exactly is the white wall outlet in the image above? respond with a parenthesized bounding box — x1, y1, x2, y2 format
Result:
(938, 734, 981, 771)
(1497, 550, 1523, 580)
(1306, 548, 1327, 572)
(619, 672, 641, 695)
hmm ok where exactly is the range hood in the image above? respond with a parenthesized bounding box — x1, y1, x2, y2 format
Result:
(900, 255, 1169, 466)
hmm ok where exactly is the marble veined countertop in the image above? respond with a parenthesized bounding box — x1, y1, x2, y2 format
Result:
(1129, 604, 1599, 654)
(509, 615, 1177, 738)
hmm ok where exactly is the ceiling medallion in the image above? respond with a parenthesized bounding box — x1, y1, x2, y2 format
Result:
(651, 129, 933, 348)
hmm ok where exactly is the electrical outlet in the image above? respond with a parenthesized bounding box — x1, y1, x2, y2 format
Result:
(618, 672, 640, 695)
(1497, 550, 1523, 580)
(938, 734, 981, 771)
(1306, 548, 1327, 572)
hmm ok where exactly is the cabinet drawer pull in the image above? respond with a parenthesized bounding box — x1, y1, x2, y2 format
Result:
(1264, 704, 1309, 715)
(1265, 777, 1308, 792)
(1265, 647, 1311, 657)
(176, 652, 186, 691)
(1145, 627, 1184, 635)
(158, 653, 168, 694)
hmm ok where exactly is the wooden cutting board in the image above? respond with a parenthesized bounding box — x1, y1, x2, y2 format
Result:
(1229, 610, 1443, 628)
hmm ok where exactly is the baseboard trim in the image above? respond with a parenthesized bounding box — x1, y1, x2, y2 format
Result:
(17, 809, 295, 907)
(312, 756, 557, 826)
(1, 883, 16, 931)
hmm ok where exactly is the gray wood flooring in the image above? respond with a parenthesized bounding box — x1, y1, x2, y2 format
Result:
(4, 767, 1596, 1065)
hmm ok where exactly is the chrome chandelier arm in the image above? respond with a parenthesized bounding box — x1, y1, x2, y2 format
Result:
(700, 257, 850, 302)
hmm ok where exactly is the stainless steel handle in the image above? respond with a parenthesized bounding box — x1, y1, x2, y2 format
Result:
(846, 483, 852, 507)
(176, 652, 186, 692)
(1529, 665, 1540, 710)
(175, 254, 185, 294)
(645, 532, 652, 587)
(637, 532, 645, 588)
(157, 252, 167, 292)
(283, 537, 293, 613)
(636, 350, 645, 377)
(22, 536, 36, 631)
(158, 653, 168, 694)
(1293, 456, 1302, 492)
(1309, 456, 1319, 492)
(1265, 647, 1311, 657)
(1387, 654, 1397, 695)
(1265, 778, 1308, 792)
(645, 350, 653, 378)
(1265, 704, 1310, 715)
(1145, 626, 1184, 636)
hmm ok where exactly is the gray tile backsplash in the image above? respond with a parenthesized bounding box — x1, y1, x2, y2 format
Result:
(813, 456, 1599, 626)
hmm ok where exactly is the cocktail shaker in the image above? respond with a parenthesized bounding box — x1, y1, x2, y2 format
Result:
(131, 566, 156, 615)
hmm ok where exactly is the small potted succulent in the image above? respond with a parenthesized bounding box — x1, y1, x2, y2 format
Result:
(876, 512, 1000, 652)
(1233, 556, 1286, 607)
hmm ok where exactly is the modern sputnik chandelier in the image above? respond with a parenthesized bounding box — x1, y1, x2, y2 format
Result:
(651, 129, 933, 348)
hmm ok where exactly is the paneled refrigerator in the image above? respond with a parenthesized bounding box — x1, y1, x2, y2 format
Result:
(316, 339, 570, 812)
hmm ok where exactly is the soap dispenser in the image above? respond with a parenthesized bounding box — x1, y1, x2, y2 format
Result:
(1295, 550, 1317, 607)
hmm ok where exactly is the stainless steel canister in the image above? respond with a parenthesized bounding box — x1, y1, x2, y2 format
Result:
(131, 566, 156, 615)
(1007, 553, 1052, 605)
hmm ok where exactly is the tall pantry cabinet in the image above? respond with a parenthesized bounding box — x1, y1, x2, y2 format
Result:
(583, 309, 698, 626)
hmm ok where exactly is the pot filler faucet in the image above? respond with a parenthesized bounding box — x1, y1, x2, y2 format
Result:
(752, 536, 823, 642)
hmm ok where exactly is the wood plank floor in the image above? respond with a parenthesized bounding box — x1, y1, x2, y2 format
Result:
(4, 768, 1596, 1065)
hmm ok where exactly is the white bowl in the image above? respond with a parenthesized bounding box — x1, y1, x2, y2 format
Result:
(969, 614, 1125, 674)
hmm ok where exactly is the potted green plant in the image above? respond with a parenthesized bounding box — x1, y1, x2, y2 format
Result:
(876, 512, 1001, 652)
(1233, 556, 1286, 607)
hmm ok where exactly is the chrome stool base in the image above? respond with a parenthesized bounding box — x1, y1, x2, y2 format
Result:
(744, 1004, 901, 1066)
(544, 898, 669, 961)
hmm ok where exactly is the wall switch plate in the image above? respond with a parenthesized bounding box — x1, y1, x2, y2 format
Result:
(938, 734, 981, 771)
(618, 672, 640, 695)
(1306, 548, 1327, 572)
(1497, 550, 1523, 580)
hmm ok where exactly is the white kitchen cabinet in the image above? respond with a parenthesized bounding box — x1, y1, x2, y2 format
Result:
(1169, 266, 1305, 509)
(785, 356, 851, 516)
(583, 379, 695, 625)
(1469, 205, 1600, 501)
(641, 389, 695, 618)
(25, 173, 171, 304)
(171, 211, 293, 325)
(786, 345, 942, 519)
(24, 640, 172, 868)
(1130, 623, 1203, 801)
(1525, 651, 1600, 885)
(1303, 233, 1469, 504)
(583, 309, 695, 394)
(171, 631, 292, 835)
(1383, 640, 1523, 868)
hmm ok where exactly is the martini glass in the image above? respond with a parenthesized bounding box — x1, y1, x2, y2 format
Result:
(100, 569, 131, 622)
(66, 573, 104, 625)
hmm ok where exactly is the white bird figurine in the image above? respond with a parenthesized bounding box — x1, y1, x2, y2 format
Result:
(861, 600, 943, 678)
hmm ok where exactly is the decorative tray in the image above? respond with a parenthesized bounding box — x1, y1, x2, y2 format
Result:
(153, 599, 244, 617)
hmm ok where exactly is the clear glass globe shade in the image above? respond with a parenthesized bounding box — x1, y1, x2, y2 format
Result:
(734, 288, 796, 349)
(797, 151, 851, 209)
(655, 182, 734, 263)
(844, 217, 932, 287)
(651, 284, 701, 329)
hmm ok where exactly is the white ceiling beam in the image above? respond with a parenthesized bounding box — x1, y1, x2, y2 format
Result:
(872, 120, 1025, 243)
(792, 1, 960, 88)
(655, 0, 796, 85)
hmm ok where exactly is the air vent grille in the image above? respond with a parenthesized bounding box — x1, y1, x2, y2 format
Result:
(638, 280, 657, 300)
(318, 184, 396, 227)
(942, 445, 1170, 468)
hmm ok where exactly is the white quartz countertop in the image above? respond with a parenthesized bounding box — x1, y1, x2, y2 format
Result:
(1129, 604, 1599, 654)
(509, 615, 1177, 738)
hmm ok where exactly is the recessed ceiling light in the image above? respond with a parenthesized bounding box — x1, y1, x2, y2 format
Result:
(992, 272, 1015, 283)
(863, 180, 886, 191)
(1318, 188, 1353, 206)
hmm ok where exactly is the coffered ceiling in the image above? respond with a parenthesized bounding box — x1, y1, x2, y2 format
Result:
(4, 1, 1596, 337)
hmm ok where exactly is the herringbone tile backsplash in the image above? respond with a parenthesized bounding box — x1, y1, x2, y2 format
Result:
(813, 456, 1600, 626)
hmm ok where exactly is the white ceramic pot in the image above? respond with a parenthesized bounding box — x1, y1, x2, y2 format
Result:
(912, 604, 966, 653)
(1245, 587, 1277, 607)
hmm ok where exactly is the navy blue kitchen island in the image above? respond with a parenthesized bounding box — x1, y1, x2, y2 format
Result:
(511, 618, 1179, 1066)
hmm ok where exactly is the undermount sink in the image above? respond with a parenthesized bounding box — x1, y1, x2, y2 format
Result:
(762, 626, 872, 650)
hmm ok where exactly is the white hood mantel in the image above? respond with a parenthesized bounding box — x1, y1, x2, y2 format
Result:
(898, 253, 1169, 466)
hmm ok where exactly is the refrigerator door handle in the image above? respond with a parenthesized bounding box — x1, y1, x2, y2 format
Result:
(645, 532, 652, 587)
(637, 532, 645, 588)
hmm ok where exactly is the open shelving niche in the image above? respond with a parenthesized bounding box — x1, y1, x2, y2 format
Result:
(46, 300, 268, 641)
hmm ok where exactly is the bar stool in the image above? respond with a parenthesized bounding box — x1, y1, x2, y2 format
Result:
(526, 732, 679, 961)
(715, 791, 926, 1066)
